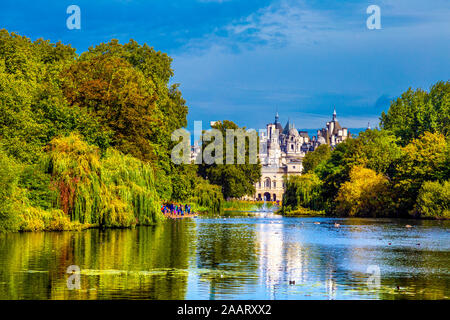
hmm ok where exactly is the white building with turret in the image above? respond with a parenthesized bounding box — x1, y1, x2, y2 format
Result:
(253, 109, 350, 201)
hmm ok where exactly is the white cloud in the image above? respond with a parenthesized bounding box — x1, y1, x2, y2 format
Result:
(181, 0, 450, 54)
(173, 0, 450, 130)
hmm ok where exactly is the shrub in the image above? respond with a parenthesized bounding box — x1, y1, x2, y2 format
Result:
(282, 173, 323, 213)
(17, 207, 88, 232)
(416, 180, 450, 218)
(190, 180, 223, 213)
(335, 166, 394, 217)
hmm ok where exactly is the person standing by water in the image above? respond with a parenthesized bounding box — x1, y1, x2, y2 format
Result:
(161, 203, 194, 218)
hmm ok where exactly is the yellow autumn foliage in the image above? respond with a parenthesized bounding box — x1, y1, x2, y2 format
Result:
(335, 166, 393, 217)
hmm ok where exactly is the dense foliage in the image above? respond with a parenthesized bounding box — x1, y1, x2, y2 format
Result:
(281, 174, 323, 213)
(335, 166, 393, 217)
(0, 30, 226, 231)
(198, 120, 261, 199)
(380, 81, 450, 145)
(302, 144, 330, 173)
(416, 181, 450, 219)
(283, 81, 450, 218)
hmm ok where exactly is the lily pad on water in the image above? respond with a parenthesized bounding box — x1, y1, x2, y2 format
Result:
(80, 268, 189, 277)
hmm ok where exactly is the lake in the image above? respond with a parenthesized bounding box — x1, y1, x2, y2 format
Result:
(0, 213, 449, 299)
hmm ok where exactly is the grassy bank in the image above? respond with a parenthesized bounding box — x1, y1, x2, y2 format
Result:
(280, 206, 326, 217)
(223, 200, 277, 212)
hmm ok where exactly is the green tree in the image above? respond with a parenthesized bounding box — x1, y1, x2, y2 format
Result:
(65, 39, 189, 200)
(302, 144, 331, 173)
(315, 138, 364, 208)
(189, 178, 224, 213)
(0, 29, 109, 163)
(416, 180, 450, 218)
(282, 173, 323, 212)
(380, 81, 450, 145)
(315, 129, 402, 210)
(393, 132, 448, 213)
(199, 120, 261, 199)
(170, 164, 198, 201)
(335, 166, 394, 217)
(357, 129, 402, 175)
(61, 54, 159, 162)
(0, 152, 17, 203)
(44, 134, 162, 227)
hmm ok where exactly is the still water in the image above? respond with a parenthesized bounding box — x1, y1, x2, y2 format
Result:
(0, 214, 449, 300)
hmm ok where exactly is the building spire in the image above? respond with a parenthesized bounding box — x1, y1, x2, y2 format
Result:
(275, 107, 279, 124)
(283, 117, 291, 134)
(333, 107, 337, 121)
(367, 121, 371, 130)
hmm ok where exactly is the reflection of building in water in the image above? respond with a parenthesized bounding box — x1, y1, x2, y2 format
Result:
(257, 223, 340, 299)
(257, 222, 309, 298)
(257, 223, 283, 299)
(285, 243, 306, 284)
(325, 271, 337, 300)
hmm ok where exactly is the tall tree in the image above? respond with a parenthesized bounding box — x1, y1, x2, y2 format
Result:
(68, 39, 189, 200)
(380, 81, 450, 145)
(198, 120, 261, 199)
(302, 144, 331, 174)
(335, 166, 393, 217)
(315, 129, 402, 210)
(62, 54, 159, 162)
(393, 131, 448, 213)
(0, 29, 108, 163)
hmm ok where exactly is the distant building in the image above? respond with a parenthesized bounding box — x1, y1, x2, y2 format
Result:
(190, 140, 201, 163)
(253, 113, 305, 201)
(314, 108, 350, 148)
(253, 108, 350, 201)
(190, 110, 351, 201)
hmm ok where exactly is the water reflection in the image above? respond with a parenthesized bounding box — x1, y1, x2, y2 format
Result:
(0, 222, 195, 299)
(193, 218, 258, 299)
(0, 216, 448, 300)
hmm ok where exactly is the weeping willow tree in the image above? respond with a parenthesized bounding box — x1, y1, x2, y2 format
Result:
(0, 149, 21, 231)
(43, 134, 162, 228)
(101, 149, 162, 225)
(282, 173, 324, 214)
(190, 180, 223, 214)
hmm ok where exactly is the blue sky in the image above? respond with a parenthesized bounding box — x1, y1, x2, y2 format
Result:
(1, 0, 449, 132)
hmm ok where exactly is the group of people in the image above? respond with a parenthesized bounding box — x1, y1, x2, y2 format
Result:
(161, 203, 192, 216)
